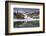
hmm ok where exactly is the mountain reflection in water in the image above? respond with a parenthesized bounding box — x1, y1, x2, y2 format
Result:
(14, 20, 39, 28)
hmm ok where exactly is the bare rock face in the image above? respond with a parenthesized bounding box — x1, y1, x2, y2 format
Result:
(14, 13, 24, 19)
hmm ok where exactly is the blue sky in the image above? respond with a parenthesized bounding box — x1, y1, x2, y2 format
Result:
(14, 8, 39, 13)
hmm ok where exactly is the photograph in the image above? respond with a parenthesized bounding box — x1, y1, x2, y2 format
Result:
(14, 8, 40, 28)
(5, 1, 45, 35)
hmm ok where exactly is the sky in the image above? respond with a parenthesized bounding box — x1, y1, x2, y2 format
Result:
(14, 8, 39, 14)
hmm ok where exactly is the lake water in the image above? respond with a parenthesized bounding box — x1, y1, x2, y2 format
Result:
(14, 20, 39, 28)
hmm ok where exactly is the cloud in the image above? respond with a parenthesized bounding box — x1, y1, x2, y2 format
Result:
(14, 8, 39, 13)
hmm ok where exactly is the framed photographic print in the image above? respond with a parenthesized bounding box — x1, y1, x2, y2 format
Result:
(5, 1, 45, 35)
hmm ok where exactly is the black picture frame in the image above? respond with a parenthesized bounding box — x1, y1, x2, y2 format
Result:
(5, 1, 45, 35)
